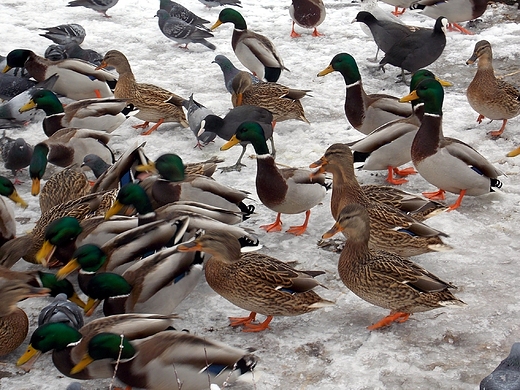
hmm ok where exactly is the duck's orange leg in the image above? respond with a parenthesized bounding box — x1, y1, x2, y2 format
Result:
(242, 315, 273, 332)
(229, 312, 257, 327)
(260, 213, 283, 233)
(367, 312, 410, 330)
(392, 7, 405, 16)
(386, 167, 408, 185)
(286, 210, 311, 235)
(312, 28, 323, 37)
(141, 119, 165, 135)
(393, 166, 417, 176)
(132, 121, 150, 129)
(476, 114, 485, 124)
(290, 21, 301, 38)
(422, 188, 446, 200)
(489, 119, 507, 138)
(447, 189, 466, 211)
(448, 23, 473, 35)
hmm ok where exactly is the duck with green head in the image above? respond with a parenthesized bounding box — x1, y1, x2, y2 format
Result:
(317, 53, 412, 135)
(400, 78, 503, 211)
(35, 216, 83, 267)
(211, 8, 287, 82)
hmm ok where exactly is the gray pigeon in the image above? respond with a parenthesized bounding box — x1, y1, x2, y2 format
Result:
(39, 24, 86, 45)
(481, 343, 520, 390)
(82, 153, 111, 178)
(44, 42, 103, 66)
(0, 132, 33, 178)
(184, 94, 217, 148)
(212, 54, 260, 94)
(38, 293, 84, 330)
(65, 383, 83, 390)
(67, 0, 119, 17)
(0, 71, 36, 100)
(156, 9, 216, 50)
(159, 0, 210, 30)
(197, 0, 242, 7)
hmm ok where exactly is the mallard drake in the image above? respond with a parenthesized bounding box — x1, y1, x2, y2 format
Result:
(211, 8, 288, 82)
(179, 230, 334, 331)
(317, 53, 413, 134)
(410, 0, 488, 34)
(96, 50, 189, 135)
(17, 313, 178, 377)
(309, 143, 451, 256)
(160, 0, 210, 29)
(0, 277, 50, 356)
(221, 121, 328, 235)
(480, 343, 520, 389)
(39, 24, 86, 45)
(0, 132, 33, 180)
(324, 203, 464, 330)
(70, 329, 256, 389)
(199, 104, 274, 171)
(2, 49, 116, 100)
(212, 54, 260, 94)
(466, 40, 520, 138)
(400, 78, 504, 210)
(29, 127, 113, 196)
(231, 70, 310, 124)
(67, 0, 119, 18)
(19, 89, 129, 137)
(156, 10, 216, 50)
(0, 176, 27, 247)
(289, 0, 326, 38)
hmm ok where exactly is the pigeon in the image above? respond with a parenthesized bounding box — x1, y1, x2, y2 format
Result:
(159, 0, 211, 30)
(184, 94, 217, 148)
(156, 9, 216, 50)
(480, 343, 520, 390)
(198, 0, 242, 7)
(44, 43, 103, 66)
(39, 24, 86, 45)
(38, 293, 84, 330)
(0, 71, 36, 100)
(0, 132, 33, 178)
(212, 54, 260, 94)
(82, 153, 112, 178)
(67, 0, 119, 18)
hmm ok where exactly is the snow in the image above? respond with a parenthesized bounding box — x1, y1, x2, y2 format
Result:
(0, 0, 520, 389)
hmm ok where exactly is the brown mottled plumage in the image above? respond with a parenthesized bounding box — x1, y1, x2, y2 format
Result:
(326, 203, 464, 330)
(96, 50, 188, 135)
(310, 143, 451, 257)
(178, 230, 334, 332)
(466, 40, 520, 138)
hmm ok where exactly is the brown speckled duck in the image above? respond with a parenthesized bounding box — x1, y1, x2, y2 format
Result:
(96, 50, 188, 135)
(466, 40, 520, 138)
(289, 0, 326, 38)
(179, 230, 334, 332)
(325, 203, 465, 330)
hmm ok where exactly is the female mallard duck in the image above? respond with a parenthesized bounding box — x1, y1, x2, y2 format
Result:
(400, 78, 504, 210)
(96, 50, 189, 135)
(325, 203, 464, 329)
(309, 143, 451, 256)
(466, 40, 520, 138)
(317, 53, 412, 134)
(179, 230, 334, 332)
(2, 49, 116, 100)
(289, 0, 326, 38)
(350, 69, 452, 185)
(19, 89, 129, 136)
(222, 121, 329, 235)
(0, 277, 50, 356)
(69, 329, 256, 389)
(29, 127, 113, 196)
(211, 8, 288, 82)
(231, 71, 310, 124)
(17, 313, 178, 377)
(0, 176, 27, 247)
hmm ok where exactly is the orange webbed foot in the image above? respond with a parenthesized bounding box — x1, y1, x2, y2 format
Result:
(141, 119, 164, 135)
(422, 189, 446, 200)
(241, 316, 273, 332)
(488, 120, 507, 138)
(367, 312, 410, 330)
(447, 189, 466, 212)
(393, 167, 417, 176)
(286, 210, 311, 235)
(132, 121, 150, 130)
(229, 312, 257, 327)
(312, 28, 323, 37)
(260, 213, 283, 233)
(476, 114, 485, 124)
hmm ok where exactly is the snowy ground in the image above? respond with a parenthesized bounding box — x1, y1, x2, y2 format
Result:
(1, 0, 520, 389)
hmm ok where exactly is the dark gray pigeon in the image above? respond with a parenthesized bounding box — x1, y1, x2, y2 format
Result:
(156, 9, 216, 50)
(481, 343, 520, 390)
(38, 293, 84, 330)
(39, 24, 86, 45)
(184, 94, 217, 148)
(212, 54, 260, 94)
(159, 0, 210, 30)
(82, 153, 111, 178)
(44, 43, 103, 66)
(0, 132, 33, 177)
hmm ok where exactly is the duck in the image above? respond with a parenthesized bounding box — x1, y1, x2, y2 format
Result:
(160, 0, 210, 30)
(0, 277, 50, 356)
(289, 0, 326, 38)
(221, 121, 328, 235)
(212, 54, 260, 94)
(324, 203, 464, 330)
(96, 49, 189, 135)
(199, 104, 274, 171)
(410, 0, 488, 35)
(69, 329, 256, 389)
(349, 69, 452, 185)
(400, 78, 504, 210)
(39, 23, 86, 45)
(466, 40, 520, 138)
(19, 89, 129, 136)
(480, 343, 520, 390)
(156, 10, 216, 50)
(66, 0, 119, 18)
(231, 70, 310, 124)
(379, 17, 448, 84)
(0, 175, 27, 247)
(378, 0, 415, 16)
(309, 143, 452, 256)
(0, 132, 33, 180)
(29, 128, 113, 196)
(179, 230, 334, 331)
(184, 94, 217, 148)
(211, 8, 288, 82)
(37, 293, 84, 330)
(17, 313, 178, 377)
(2, 49, 117, 100)
(317, 53, 413, 134)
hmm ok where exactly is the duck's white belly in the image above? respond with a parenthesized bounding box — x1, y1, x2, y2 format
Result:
(358, 128, 416, 170)
(235, 43, 265, 80)
(269, 180, 327, 215)
(50, 68, 114, 100)
(420, 0, 475, 23)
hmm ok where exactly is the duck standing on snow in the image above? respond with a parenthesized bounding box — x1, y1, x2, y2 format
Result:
(211, 8, 288, 82)
(289, 0, 326, 38)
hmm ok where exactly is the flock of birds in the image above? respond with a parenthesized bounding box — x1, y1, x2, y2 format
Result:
(0, 0, 519, 389)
